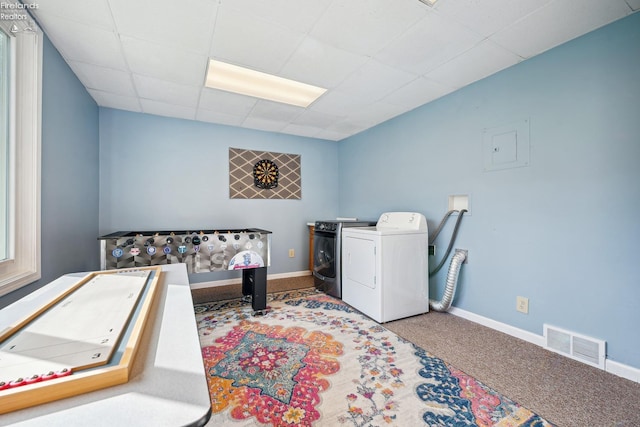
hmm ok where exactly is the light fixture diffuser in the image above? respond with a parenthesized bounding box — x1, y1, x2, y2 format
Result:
(204, 59, 326, 108)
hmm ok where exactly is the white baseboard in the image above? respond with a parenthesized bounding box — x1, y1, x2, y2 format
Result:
(448, 307, 545, 347)
(606, 359, 640, 383)
(448, 307, 639, 384)
(189, 270, 311, 290)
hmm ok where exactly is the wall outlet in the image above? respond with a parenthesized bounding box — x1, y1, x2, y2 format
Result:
(516, 296, 529, 314)
(429, 245, 435, 256)
(288, 249, 295, 258)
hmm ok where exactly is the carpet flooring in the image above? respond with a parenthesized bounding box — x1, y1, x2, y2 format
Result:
(193, 275, 640, 426)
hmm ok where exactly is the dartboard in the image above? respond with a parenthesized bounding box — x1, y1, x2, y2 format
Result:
(253, 159, 279, 189)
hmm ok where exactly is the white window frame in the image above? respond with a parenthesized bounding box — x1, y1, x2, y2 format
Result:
(0, 4, 42, 297)
(0, 27, 8, 261)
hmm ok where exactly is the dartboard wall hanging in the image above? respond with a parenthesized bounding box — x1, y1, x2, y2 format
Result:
(229, 148, 300, 199)
(253, 159, 279, 189)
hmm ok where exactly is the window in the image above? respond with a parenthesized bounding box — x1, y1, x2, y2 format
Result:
(0, 3, 42, 297)
(1, 28, 8, 261)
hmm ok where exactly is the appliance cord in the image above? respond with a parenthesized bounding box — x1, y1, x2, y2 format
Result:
(429, 209, 456, 244)
(429, 209, 467, 277)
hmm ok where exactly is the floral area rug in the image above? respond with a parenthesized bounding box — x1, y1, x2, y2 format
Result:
(195, 289, 554, 427)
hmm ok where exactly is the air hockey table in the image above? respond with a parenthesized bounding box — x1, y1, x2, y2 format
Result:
(98, 228, 272, 313)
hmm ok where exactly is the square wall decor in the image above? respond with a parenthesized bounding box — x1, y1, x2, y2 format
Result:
(229, 148, 301, 199)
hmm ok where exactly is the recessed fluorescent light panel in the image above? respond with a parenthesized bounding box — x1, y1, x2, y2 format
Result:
(205, 59, 327, 108)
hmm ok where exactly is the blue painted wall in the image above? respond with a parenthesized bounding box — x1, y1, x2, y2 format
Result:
(338, 13, 640, 369)
(98, 109, 339, 283)
(0, 36, 100, 307)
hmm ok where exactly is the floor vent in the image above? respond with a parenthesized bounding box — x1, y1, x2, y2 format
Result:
(543, 324, 606, 369)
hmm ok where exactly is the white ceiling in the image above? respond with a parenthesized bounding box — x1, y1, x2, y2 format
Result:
(25, 0, 639, 141)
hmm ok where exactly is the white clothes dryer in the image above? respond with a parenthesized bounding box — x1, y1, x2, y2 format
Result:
(341, 212, 429, 323)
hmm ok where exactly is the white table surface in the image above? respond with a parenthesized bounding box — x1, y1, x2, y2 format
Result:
(0, 264, 211, 427)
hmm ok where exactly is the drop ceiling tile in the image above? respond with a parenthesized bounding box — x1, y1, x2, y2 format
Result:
(120, 36, 208, 86)
(325, 119, 369, 136)
(292, 109, 345, 128)
(69, 62, 135, 97)
(626, 0, 640, 10)
(281, 37, 369, 89)
(434, 0, 553, 38)
(343, 101, 408, 128)
(26, 0, 114, 30)
(375, 12, 484, 74)
(35, 15, 127, 70)
(425, 40, 522, 89)
(196, 109, 245, 127)
(241, 116, 288, 133)
(315, 128, 351, 141)
(308, 89, 372, 117)
(133, 75, 201, 108)
(280, 123, 323, 139)
(199, 89, 257, 117)
(88, 89, 141, 112)
(310, 0, 428, 56)
(336, 59, 418, 104)
(383, 77, 456, 110)
(210, 6, 305, 75)
(248, 100, 303, 122)
(140, 99, 197, 121)
(109, 0, 217, 55)
(490, 0, 633, 58)
(223, 0, 330, 34)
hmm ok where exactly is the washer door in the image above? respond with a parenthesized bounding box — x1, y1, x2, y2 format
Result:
(312, 231, 336, 280)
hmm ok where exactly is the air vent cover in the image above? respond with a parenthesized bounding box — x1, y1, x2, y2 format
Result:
(544, 324, 605, 369)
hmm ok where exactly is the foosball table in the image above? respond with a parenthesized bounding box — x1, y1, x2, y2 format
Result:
(98, 228, 272, 313)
